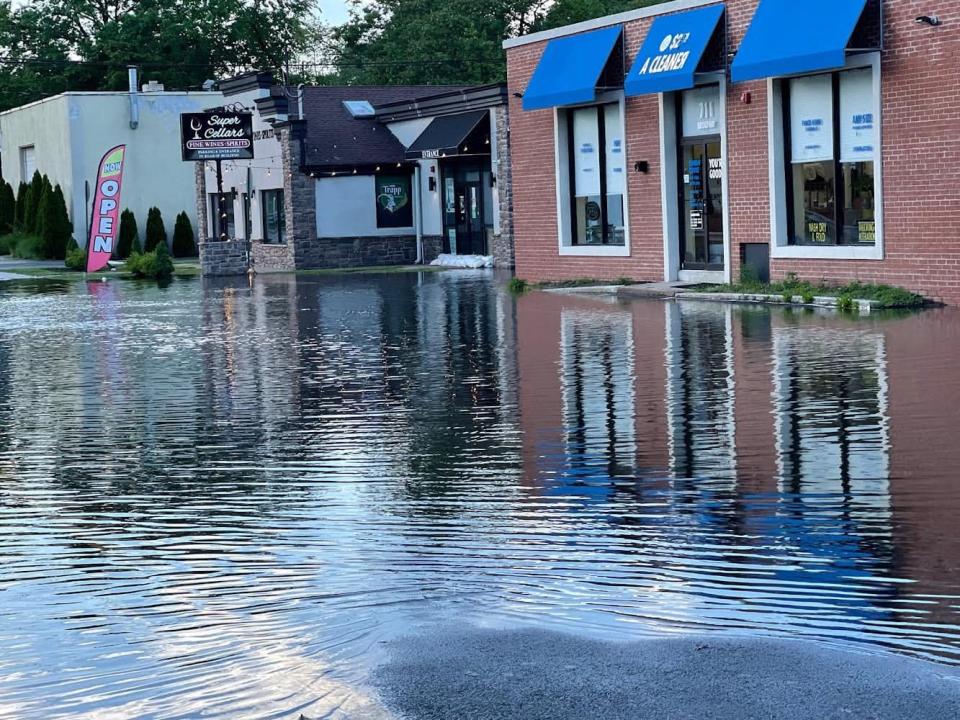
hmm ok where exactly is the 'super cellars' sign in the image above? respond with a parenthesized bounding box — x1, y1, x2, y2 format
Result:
(180, 112, 254, 161)
(86, 145, 126, 273)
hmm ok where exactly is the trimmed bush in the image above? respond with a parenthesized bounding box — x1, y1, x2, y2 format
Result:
(114, 209, 139, 259)
(0, 234, 12, 255)
(126, 242, 173, 281)
(0, 181, 15, 235)
(144, 206, 166, 252)
(8, 232, 45, 260)
(25, 173, 47, 234)
(171, 211, 196, 257)
(64, 238, 85, 271)
(14, 182, 27, 228)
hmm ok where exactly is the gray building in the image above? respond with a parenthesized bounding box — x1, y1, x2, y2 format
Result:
(196, 72, 513, 276)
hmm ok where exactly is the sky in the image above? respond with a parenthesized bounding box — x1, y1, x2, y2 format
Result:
(318, 0, 352, 25)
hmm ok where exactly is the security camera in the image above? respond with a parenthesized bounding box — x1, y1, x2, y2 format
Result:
(915, 15, 941, 26)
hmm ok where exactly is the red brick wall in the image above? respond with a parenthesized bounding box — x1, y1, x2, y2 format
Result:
(506, 0, 960, 303)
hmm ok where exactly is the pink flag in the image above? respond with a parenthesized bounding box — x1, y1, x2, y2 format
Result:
(86, 145, 127, 273)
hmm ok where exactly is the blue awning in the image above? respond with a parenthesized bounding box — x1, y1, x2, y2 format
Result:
(731, 0, 869, 83)
(522, 25, 623, 111)
(625, 4, 725, 96)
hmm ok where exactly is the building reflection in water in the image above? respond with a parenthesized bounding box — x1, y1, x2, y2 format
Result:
(516, 292, 958, 660)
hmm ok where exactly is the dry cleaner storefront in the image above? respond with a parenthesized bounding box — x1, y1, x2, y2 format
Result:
(505, 0, 923, 293)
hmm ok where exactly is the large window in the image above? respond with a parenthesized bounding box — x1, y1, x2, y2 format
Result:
(209, 193, 235, 240)
(261, 189, 286, 243)
(564, 103, 625, 246)
(785, 67, 876, 246)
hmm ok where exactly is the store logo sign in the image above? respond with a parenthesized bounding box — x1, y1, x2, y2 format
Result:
(636, 32, 693, 76)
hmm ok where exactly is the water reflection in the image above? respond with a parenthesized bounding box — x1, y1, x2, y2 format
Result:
(0, 275, 958, 719)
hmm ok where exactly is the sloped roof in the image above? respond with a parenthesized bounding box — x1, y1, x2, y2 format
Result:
(298, 85, 465, 169)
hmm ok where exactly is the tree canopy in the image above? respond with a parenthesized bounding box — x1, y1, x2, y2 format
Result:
(329, 0, 667, 86)
(0, 0, 319, 110)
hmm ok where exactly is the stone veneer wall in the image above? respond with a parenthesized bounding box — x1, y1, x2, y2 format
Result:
(296, 235, 443, 269)
(491, 105, 515, 269)
(251, 241, 295, 273)
(278, 122, 317, 271)
(200, 239, 249, 276)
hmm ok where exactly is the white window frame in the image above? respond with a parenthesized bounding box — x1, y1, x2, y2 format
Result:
(554, 90, 631, 257)
(767, 52, 883, 261)
(19, 145, 35, 182)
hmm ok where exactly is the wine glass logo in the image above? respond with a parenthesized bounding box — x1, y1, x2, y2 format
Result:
(190, 118, 203, 140)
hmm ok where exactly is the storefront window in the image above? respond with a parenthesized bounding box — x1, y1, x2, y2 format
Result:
(566, 102, 625, 246)
(786, 68, 876, 246)
(261, 189, 285, 244)
(210, 193, 235, 240)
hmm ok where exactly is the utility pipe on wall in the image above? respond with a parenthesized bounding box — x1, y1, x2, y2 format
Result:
(127, 66, 139, 130)
(413, 163, 423, 264)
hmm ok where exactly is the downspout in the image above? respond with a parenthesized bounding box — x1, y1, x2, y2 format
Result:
(127, 66, 139, 130)
(413, 163, 423, 263)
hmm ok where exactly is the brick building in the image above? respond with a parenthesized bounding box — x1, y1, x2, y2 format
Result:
(504, 0, 960, 302)
(196, 73, 514, 275)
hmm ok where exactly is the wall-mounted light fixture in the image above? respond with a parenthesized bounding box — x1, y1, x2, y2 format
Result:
(512, 92, 523, 99)
(634, 161, 649, 174)
(916, 15, 941, 26)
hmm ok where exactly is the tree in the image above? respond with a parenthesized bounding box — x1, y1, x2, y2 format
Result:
(330, 0, 671, 85)
(37, 183, 58, 257)
(0, 181, 15, 234)
(50, 184, 72, 256)
(144, 206, 165, 252)
(0, 0, 320, 111)
(14, 182, 27, 228)
(171, 211, 196, 257)
(114, 208, 138, 259)
(22, 171, 43, 234)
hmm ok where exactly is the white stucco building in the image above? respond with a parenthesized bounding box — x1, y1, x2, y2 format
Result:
(0, 85, 223, 247)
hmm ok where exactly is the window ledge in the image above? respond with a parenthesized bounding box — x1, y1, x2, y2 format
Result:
(559, 244, 630, 257)
(771, 244, 883, 261)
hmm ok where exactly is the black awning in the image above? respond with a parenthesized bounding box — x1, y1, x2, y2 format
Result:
(405, 110, 489, 160)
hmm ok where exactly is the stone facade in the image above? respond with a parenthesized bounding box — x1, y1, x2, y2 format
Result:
(251, 241, 295, 273)
(491, 105, 515, 269)
(200, 239, 249, 276)
(295, 235, 443, 269)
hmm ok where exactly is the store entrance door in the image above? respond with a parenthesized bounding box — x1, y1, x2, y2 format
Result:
(680, 139, 724, 271)
(442, 161, 490, 256)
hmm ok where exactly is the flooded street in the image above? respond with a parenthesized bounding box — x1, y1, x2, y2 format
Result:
(0, 271, 958, 719)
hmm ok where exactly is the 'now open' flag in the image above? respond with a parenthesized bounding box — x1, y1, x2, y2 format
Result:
(86, 145, 127, 273)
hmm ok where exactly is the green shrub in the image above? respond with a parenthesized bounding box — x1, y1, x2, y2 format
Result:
(616, 276, 633, 286)
(114, 209, 139, 259)
(64, 239, 85, 271)
(25, 173, 49, 235)
(9, 232, 45, 260)
(144, 206, 166, 252)
(0, 234, 11, 255)
(782, 291, 793, 303)
(14, 182, 27, 229)
(171, 211, 196, 257)
(801, 291, 814, 304)
(508, 277, 529, 294)
(0, 181, 15, 235)
(126, 243, 174, 281)
(836, 295, 856, 313)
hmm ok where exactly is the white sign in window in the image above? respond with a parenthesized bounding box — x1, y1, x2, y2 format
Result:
(681, 85, 721, 137)
(572, 107, 601, 197)
(839, 68, 875, 163)
(604, 103, 624, 195)
(790, 74, 834, 163)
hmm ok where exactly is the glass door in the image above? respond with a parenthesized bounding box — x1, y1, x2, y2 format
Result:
(680, 139, 724, 271)
(442, 162, 489, 256)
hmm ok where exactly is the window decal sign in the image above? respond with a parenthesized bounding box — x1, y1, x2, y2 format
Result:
(840, 69, 875, 163)
(86, 145, 126, 273)
(376, 174, 413, 228)
(790, 74, 834, 163)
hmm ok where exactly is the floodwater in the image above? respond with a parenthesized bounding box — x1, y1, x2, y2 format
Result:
(0, 271, 958, 719)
